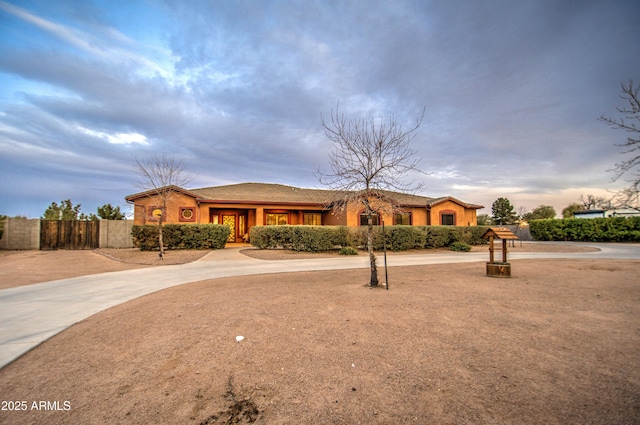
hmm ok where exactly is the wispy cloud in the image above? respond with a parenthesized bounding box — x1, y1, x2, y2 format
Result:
(0, 0, 175, 80)
(0, 0, 638, 217)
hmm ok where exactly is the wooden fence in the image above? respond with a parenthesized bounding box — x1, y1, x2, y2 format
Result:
(40, 220, 100, 250)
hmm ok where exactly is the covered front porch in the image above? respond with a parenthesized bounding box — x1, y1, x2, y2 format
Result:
(207, 207, 339, 242)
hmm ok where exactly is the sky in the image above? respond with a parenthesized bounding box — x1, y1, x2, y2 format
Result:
(1, 0, 639, 219)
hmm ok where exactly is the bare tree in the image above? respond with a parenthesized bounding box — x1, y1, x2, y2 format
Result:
(600, 80, 640, 207)
(135, 154, 193, 259)
(579, 194, 610, 211)
(318, 103, 425, 287)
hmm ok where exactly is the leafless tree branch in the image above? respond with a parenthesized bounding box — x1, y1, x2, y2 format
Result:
(134, 154, 193, 258)
(317, 102, 427, 287)
(599, 80, 640, 192)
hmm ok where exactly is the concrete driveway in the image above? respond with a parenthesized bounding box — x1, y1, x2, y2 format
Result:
(1, 242, 639, 369)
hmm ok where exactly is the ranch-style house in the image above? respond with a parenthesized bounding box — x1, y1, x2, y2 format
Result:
(125, 183, 484, 243)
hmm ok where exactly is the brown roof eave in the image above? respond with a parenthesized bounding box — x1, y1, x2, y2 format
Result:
(125, 185, 201, 201)
(427, 197, 484, 210)
(197, 199, 331, 208)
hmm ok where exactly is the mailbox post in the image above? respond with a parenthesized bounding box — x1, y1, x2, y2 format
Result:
(482, 227, 518, 278)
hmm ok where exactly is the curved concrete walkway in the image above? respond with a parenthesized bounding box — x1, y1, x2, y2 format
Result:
(1, 242, 638, 369)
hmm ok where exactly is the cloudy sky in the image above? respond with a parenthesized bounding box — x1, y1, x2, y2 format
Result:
(1, 0, 638, 218)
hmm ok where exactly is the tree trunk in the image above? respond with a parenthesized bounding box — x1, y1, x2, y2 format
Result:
(158, 216, 165, 260)
(367, 213, 378, 287)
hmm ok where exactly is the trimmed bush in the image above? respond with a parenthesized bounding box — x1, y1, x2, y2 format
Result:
(421, 226, 489, 249)
(352, 225, 424, 251)
(251, 225, 489, 252)
(132, 224, 230, 250)
(422, 226, 454, 248)
(250, 225, 350, 252)
(450, 241, 472, 252)
(529, 217, 640, 242)
(339, 246, 359, 255)
(386, 226, 425, 251)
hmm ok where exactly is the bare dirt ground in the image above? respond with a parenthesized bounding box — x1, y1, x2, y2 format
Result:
(0, 244, 639, 424)
(0, 249, 211, 290)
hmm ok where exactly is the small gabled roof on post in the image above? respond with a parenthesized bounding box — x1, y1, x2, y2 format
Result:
(482, 227, 519, 240)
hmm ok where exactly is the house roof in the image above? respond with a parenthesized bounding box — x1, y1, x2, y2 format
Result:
(482, 227, 519, 240)
(191, 183, 334, 204)
(126, 182, 484, 209)
(124, 185, 203, 201)
(426, 196, 484, 210)
(573, 209, 606, 215)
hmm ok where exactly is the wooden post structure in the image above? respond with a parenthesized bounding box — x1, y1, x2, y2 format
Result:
(502, 238, 507, 263)
(482, 227, 518, 278)
(488, 235, 495, 264)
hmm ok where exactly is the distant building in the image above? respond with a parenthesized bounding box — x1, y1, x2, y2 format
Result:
(574, 208, 640, 219)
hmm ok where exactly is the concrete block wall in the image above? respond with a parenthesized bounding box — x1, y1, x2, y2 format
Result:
(99, 220, 134, 248)
(0, 218, 41, 250)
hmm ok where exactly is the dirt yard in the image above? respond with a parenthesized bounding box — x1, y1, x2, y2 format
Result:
(0, 242, 598, 290)
(0, 245, 638, 424)
(0, 248, 211, 290)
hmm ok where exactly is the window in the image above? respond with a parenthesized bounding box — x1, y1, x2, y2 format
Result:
(394, 213, 411, 225)
(148, 206, 165, 222)
(266, 213, 288, 225)
(304, 213, 322, 225)
(179, 207, 195, 222)
(359, 213, 380, 226)
(441, 212, 455, 225)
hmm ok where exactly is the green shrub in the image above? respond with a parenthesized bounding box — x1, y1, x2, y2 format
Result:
(422, 226, 451, 248)
(529, 217, 640, 242)
(251, 225, 488, 252)
(386, 226, 425, 251)
(250, 225, 350, 252)
(339, 246, 359, 255)
(461, 226, 490, 245)
(450, 241, 472, 252)
(420, 226, 489, 248)
(131, 224, 230, 250)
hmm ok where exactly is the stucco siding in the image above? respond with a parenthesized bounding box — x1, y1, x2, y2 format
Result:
(430, 201, 478, 226)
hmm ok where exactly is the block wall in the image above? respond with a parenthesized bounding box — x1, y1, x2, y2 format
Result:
(0, 218, 41, 250)
(99, 220, 134, 248)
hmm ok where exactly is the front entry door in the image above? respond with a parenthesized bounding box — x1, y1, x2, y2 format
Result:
(222, 214, 236, 242)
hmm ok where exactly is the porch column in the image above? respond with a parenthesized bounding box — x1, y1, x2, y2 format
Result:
(256, 207, 264, 226)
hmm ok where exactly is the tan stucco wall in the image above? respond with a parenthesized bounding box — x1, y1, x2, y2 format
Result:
(131, 193, 198, 225)
(429, 201, 478, 226)
(411, 208, 428, 226)
(323, 210, 346, 226)
(130, 194, 478, 228)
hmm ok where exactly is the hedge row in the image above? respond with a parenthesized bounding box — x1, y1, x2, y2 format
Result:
(250, 225, 489, 252)
(132, 224, 230, 250)
(529, 217, 640, 242)
(249, 225, 351, 252)
(365, 225, 489, 251)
